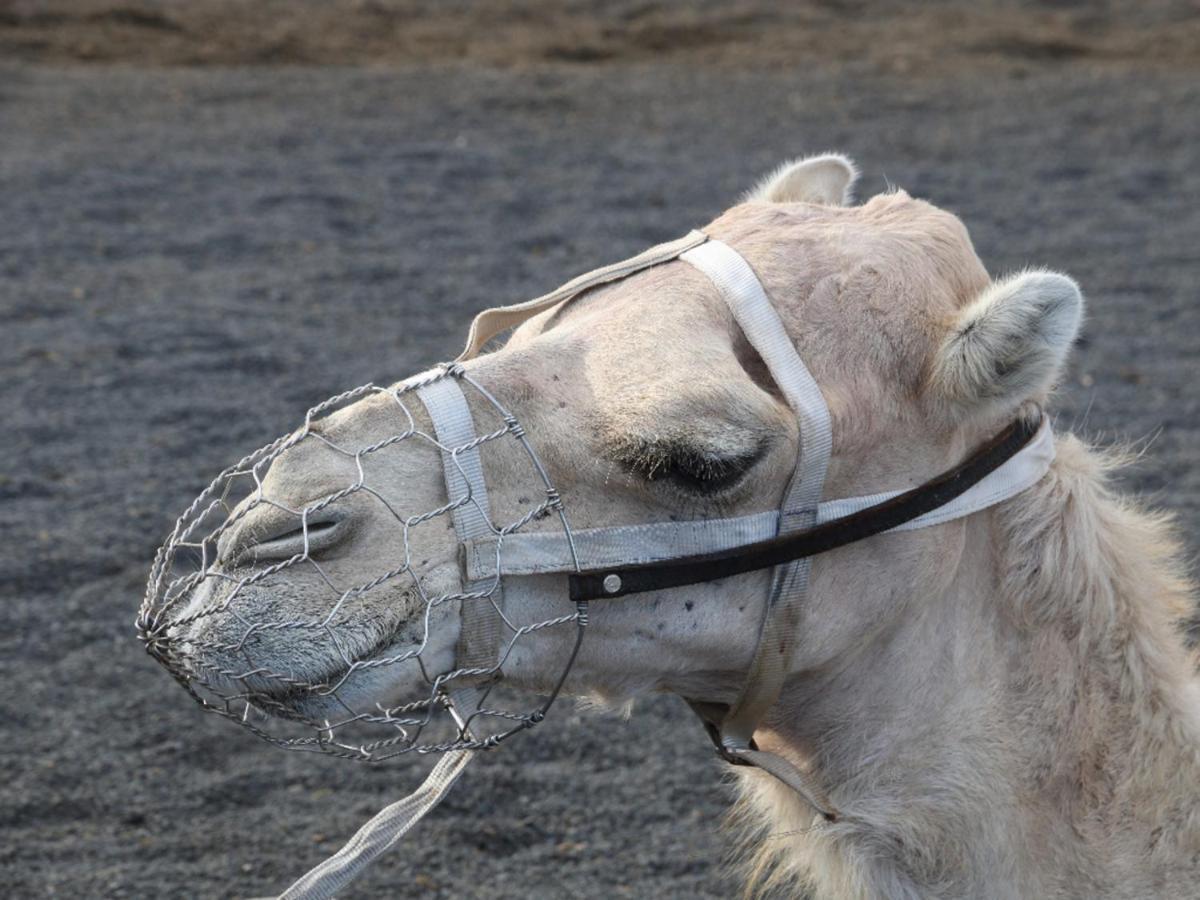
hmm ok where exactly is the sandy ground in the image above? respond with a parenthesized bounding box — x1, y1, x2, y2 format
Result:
(2, 5, 1199, 898)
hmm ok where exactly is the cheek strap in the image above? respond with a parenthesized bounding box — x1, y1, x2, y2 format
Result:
(678, 238, 839, 820)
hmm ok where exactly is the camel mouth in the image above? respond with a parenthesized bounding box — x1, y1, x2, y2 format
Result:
(160, 596, 419, 724)
(261, 635, 413, 717)
(240, 663, 395, 724)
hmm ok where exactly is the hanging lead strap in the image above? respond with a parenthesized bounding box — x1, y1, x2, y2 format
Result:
(275, 749, 475, 900)
(273, 687, 484, 900)
(273, 368, 508, 900)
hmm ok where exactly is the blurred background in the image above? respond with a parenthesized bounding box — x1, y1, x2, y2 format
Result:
(2, 1, 1197, 897)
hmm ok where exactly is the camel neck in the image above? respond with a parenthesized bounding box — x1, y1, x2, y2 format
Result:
(750, 443, 1200, 898)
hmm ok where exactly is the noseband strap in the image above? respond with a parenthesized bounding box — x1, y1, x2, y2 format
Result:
(415, 375, 503, 676)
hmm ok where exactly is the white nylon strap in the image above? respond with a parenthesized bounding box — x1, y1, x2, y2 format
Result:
(415, 375, 502, 672)
(680, 241, 833, 515)
(815, 416, 1055, 525)
(415, 375, 494, 537)
(458, 230, 709, 360)
(680, 240, 832, 758)
(468, 512, 781, 579)
(275, 749, 474, 900)
(273, 686, 484, 899)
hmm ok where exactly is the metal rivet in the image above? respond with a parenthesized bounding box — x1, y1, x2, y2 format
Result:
(602, 574, 622, 594)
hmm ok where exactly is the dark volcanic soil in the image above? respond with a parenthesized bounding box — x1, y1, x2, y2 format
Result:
(2, 0, 1197, 71)
(2, 10, 1199, 898)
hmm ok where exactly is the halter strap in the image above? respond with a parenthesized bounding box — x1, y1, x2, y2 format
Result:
(674, 241, 831, 796)
(415, 375, 503, 674)
(675, 239, 836, 813)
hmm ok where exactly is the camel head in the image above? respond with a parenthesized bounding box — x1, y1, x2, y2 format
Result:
(146, 154, 1083, 753)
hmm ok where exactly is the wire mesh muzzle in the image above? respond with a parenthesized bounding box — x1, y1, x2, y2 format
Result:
(137, 365, 584, 761)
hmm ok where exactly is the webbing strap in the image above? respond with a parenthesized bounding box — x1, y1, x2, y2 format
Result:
(725, 748, 838, 821)
(680, 240, 835, 812)
(274, 687, 484, 899)
(275, 749, 474, 900)
(416, 375, 502, 673)
(457, 230, 709, 360)
(467, 512, 781, 578)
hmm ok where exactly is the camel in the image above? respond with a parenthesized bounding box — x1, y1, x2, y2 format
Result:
(163, 155, 1200, 898)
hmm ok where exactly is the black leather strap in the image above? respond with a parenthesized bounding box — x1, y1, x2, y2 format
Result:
(569, 416, 1041, 602)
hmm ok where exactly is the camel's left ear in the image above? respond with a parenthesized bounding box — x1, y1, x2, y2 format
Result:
(932, 270, 1084, 416)
(744, 153, 859, 205)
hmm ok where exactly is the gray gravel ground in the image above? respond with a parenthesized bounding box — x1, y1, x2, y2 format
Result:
(2, 60, 1197, 898)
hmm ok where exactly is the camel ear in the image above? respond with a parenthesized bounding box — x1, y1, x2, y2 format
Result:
(744, 153, 859, 205)
(932, 270, 1083, 416)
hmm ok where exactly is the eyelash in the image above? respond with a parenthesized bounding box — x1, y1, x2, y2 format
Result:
(620, 442, 763, 494)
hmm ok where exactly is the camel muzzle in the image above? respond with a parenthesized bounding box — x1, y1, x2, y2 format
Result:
(137, 365, 586, 761)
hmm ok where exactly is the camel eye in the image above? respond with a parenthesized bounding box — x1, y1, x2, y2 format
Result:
(616, 439, 765, 495)
(656, 448, 758, 492)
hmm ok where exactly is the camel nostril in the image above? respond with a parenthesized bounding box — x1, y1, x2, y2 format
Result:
(233, 510, 352, 565)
